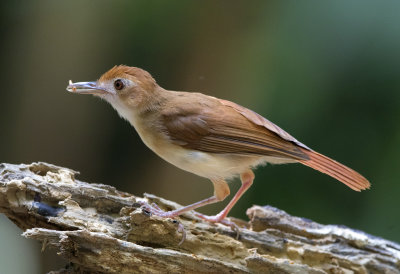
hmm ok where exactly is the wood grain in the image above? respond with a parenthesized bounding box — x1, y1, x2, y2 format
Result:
(0, 162, 398, 273)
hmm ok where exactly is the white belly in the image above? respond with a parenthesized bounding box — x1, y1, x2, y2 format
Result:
(156, 146, 255, 179)
(155, 144, 297, 180)
(144, 135, 294, 180)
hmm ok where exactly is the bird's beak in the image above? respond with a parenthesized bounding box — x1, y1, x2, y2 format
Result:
(66, 80, 107, 95)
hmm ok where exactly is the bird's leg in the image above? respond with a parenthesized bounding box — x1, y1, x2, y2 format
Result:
(138, 179, 230, 218)
(195, 170, 254, 224)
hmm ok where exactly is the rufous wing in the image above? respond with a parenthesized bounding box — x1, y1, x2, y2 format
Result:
(219, 98, 370, 191)
(162, 93, 309, 160)
(218, 99, 310, 149)
(163, 93, 370, 191)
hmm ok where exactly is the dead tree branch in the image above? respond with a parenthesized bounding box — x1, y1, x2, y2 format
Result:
(0, 162, 399, 273)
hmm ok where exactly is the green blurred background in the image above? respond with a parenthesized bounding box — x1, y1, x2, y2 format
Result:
(1, 1, 399, 273)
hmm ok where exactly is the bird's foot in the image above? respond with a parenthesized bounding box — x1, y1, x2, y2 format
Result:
(136, 201, 186, 245)
(194, 212, 240, 239)
(137, 201, 179, 218)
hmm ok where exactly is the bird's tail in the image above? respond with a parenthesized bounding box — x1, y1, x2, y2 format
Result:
(298, 148, 370, 191)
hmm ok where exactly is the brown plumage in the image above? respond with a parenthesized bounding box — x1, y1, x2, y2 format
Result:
(67, 65, 370, 227)
(160, 92, 369, 191)
(162, 95, 308, 160)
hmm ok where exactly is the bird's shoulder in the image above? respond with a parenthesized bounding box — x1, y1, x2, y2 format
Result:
(161, 91, 224, 115)
(160, 92, 252, 133)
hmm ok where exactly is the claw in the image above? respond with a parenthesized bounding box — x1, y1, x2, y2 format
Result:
(137, 201, 175, 217)
(194, 212, 241, 239)
(174, 220, 186, 245)
(141, 207, 152, 217)
(134, 200, 187, 245)
(151, 202, 162, 211)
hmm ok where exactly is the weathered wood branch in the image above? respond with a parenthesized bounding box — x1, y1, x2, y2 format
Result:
(0, 162, 399, 273)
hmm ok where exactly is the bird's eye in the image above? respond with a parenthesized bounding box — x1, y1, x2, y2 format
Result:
(114, 79, 124, 90)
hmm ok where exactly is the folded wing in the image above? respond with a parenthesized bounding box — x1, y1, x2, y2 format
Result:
(162, 94, 370, 191)
(162, 94, 309, 160)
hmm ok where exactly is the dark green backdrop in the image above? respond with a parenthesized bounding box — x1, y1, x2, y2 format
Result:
(1, 1, 399, 273)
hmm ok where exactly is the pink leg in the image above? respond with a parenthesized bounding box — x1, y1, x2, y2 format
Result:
(139, 196, 219, 218)
(195, 170, 255, 223)
(139, 178, 230, 218)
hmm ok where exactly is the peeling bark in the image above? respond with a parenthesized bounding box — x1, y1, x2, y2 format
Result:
(0, 162, 399, 273)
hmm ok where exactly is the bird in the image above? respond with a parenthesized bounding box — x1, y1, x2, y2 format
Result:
(67, 65, 370, 226)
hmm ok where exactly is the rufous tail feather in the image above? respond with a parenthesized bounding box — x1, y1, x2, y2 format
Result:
(298, 148, 370, 191)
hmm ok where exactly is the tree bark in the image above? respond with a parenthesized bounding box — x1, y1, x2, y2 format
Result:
(0, 162, 399, 273)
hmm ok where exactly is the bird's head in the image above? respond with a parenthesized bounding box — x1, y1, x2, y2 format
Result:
(67, 65, 159, 116)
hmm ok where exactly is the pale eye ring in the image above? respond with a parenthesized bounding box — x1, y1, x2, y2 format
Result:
(114, 79, 124, 90)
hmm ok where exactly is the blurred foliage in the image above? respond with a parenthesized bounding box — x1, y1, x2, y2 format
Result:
(0, 1, 399, 273)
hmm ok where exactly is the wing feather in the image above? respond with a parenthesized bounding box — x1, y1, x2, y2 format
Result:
(161, 93, 370, 191)
(218, 99, 310, 149)
(162, 95, 309, 160)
